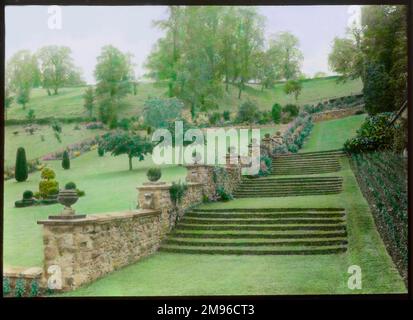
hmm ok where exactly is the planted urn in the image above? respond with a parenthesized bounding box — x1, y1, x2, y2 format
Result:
(147, 168, 162, 182)
(58, 182, 79, 215)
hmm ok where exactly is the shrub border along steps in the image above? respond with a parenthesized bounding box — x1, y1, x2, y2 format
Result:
(160, 207, 348, 255)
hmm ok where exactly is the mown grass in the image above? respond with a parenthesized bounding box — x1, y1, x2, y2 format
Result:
(300, 114, 366, 153)
(6, 77, 363, 120)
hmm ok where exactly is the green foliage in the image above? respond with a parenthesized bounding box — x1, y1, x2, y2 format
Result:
(271, 103, 282, 123)
(147, 168, 162, 182)
(15, 147, 28, 182)
(14, 278, 26, 297)
(3, 277, 11, 296)
(22, 190, 33, 200)
(169, 181, 188, 205)
(344, 113, 395, 153)
(216, 186, 233, 202)
(65, 181, 77, 190)
(100, 132, 153, 170)
(83, 86, 95, 117)
(37, 45, 83, 95)
(282, 104, 299, 118)
(117, 118, 130, 131)
(284, 80, 302, 101)
(287, 143, 298, 153)
(62, 150, 70, 170)
(41, 168, 56, 180)
(26, 109, 35, 122)
(258, 155, 272, 176)
(94, 45, 134, 124)
(208, 112, 222, 126)
(97, 146, 105, 157)
(76, 189, 86, 197)
(143, 97, 184, 129)
(30, 279, 40, 297)
(222, 111, 231, 121)
(237, 100, 259, 124)
(363, 62, 393, 114)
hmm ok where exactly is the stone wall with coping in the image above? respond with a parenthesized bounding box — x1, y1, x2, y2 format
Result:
(312, 105, 364, 122)
(37, 209, 162, 291)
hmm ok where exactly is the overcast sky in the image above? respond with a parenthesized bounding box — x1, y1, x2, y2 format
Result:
(6, 5, 357, 84)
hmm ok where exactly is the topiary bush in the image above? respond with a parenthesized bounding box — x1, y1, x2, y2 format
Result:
(288, 143, 299, 153)
(271, 103, 282, 124)
(62, 150, 70, 170)
(30, 279, 39, 297)
(14, 278, 26, 297)
(23, 190, 33, 200)
(65, 182, 77, 190)
(15, 147, 28, 182)
(97, 146, 105, 157)
(216, 186, 233, 201)
(3, 277, 11, 296)
(283, 104, 299, 118)
(222, 111, 231, 121)
(41, 168, 55, 180)
(147, 168, 162, 182)
(39, 168, 59, 199)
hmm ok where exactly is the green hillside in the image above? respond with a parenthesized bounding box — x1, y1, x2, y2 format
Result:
(6, 77, 363, 121)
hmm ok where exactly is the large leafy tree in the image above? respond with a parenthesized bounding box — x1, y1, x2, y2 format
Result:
(268, 32, 303, 81)
(99, 132, 153, 170)
(94, 45, 135, 125)
(6, 50, 39, 109)
(143, 97, 184, 128)
(36, 45, 83, 95)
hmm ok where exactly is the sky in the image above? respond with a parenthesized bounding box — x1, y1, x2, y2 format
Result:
(5, 5, 358, 84)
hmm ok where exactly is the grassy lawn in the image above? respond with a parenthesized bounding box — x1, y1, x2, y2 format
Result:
(300, 114, 366, 153)
(4, 124, 105, 167)
(63, 157, 405, 296)
(6, 77, 362, 120)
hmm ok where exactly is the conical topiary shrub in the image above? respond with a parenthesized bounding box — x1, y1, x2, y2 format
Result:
(62, 150, 70, 170)
(15, 147, 28, 182)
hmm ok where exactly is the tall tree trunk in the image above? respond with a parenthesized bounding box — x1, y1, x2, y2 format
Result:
(128, 155, 133, 171)
(54, 87, 58, 95)
(47, 88, 51, 96)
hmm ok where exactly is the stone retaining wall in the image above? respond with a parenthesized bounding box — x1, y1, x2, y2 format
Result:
(312, 105, 364, 122)
(37, 209, 162, 291)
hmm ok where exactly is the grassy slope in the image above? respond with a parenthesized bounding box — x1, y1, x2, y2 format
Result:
(6, 77, 363, 120)
(4, 125, 105, 167)
(62, 115, 405, 296)
(300, 114, 366, 153)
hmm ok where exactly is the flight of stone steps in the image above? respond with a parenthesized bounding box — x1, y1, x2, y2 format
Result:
(272, 149, 344, 176)
(159, 149, 348, 255)
(159, 208, 348, 255)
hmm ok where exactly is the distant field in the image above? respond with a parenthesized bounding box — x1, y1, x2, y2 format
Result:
(6, 77, 363, 120)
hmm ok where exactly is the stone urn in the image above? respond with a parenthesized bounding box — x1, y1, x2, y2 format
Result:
(57, 189, 79, 216)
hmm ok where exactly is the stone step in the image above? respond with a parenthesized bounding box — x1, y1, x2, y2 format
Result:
(191, 208, 345, 212)
(175, 223, 346, 232)
(233, 191, 342, 198)
(159, 244, 347, 255)
(235, 184, 343, 189)
(181, 217, 345, 225)
(242, 177, 342, 182)
(164, 238, 348, 247)
(171, 229, 348, 239)
(272, 158, 340, 164)
(185, 212, 346, 219)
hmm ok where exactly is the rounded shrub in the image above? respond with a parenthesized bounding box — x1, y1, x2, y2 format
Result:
(288, 143, 299, 153)
(65, 182, 77, 190)
(41, 168, 55, 180)
(97, 146, 105, 157)
(283, 104, 299, 118)
(22, 190, 33, 200)
(15, 147, 28, 182)
(62, 150, 70, 170)
(147, 168, 162, 182)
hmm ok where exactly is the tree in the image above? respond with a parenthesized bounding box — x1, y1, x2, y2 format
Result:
(6, 50, 39, 109)
(99, 132, 153, 170)
(269, 32, 303, 80)
(271, 103, 282, 124)
(4, 88, 14, 120)
(284, 80, 302, 101)
(15, 147, 28, 182)
(83, 86, 95, 117)
(143, 97, 184, 129)
(36, 46, 83, 95)
(237, 100, 259, 125)
(94, 45, 135, 124)
(328, 37, 363, 80)
(62, 150, 70, 170)
(363, 62, 393, 114)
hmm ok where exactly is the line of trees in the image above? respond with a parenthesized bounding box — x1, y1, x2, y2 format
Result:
(145, 6, 303, 112)
(5, 46, 85, 110)
(328, 5, 407, 114)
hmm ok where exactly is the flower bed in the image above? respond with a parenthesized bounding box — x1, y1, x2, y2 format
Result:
(350, 151, 407, 284)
